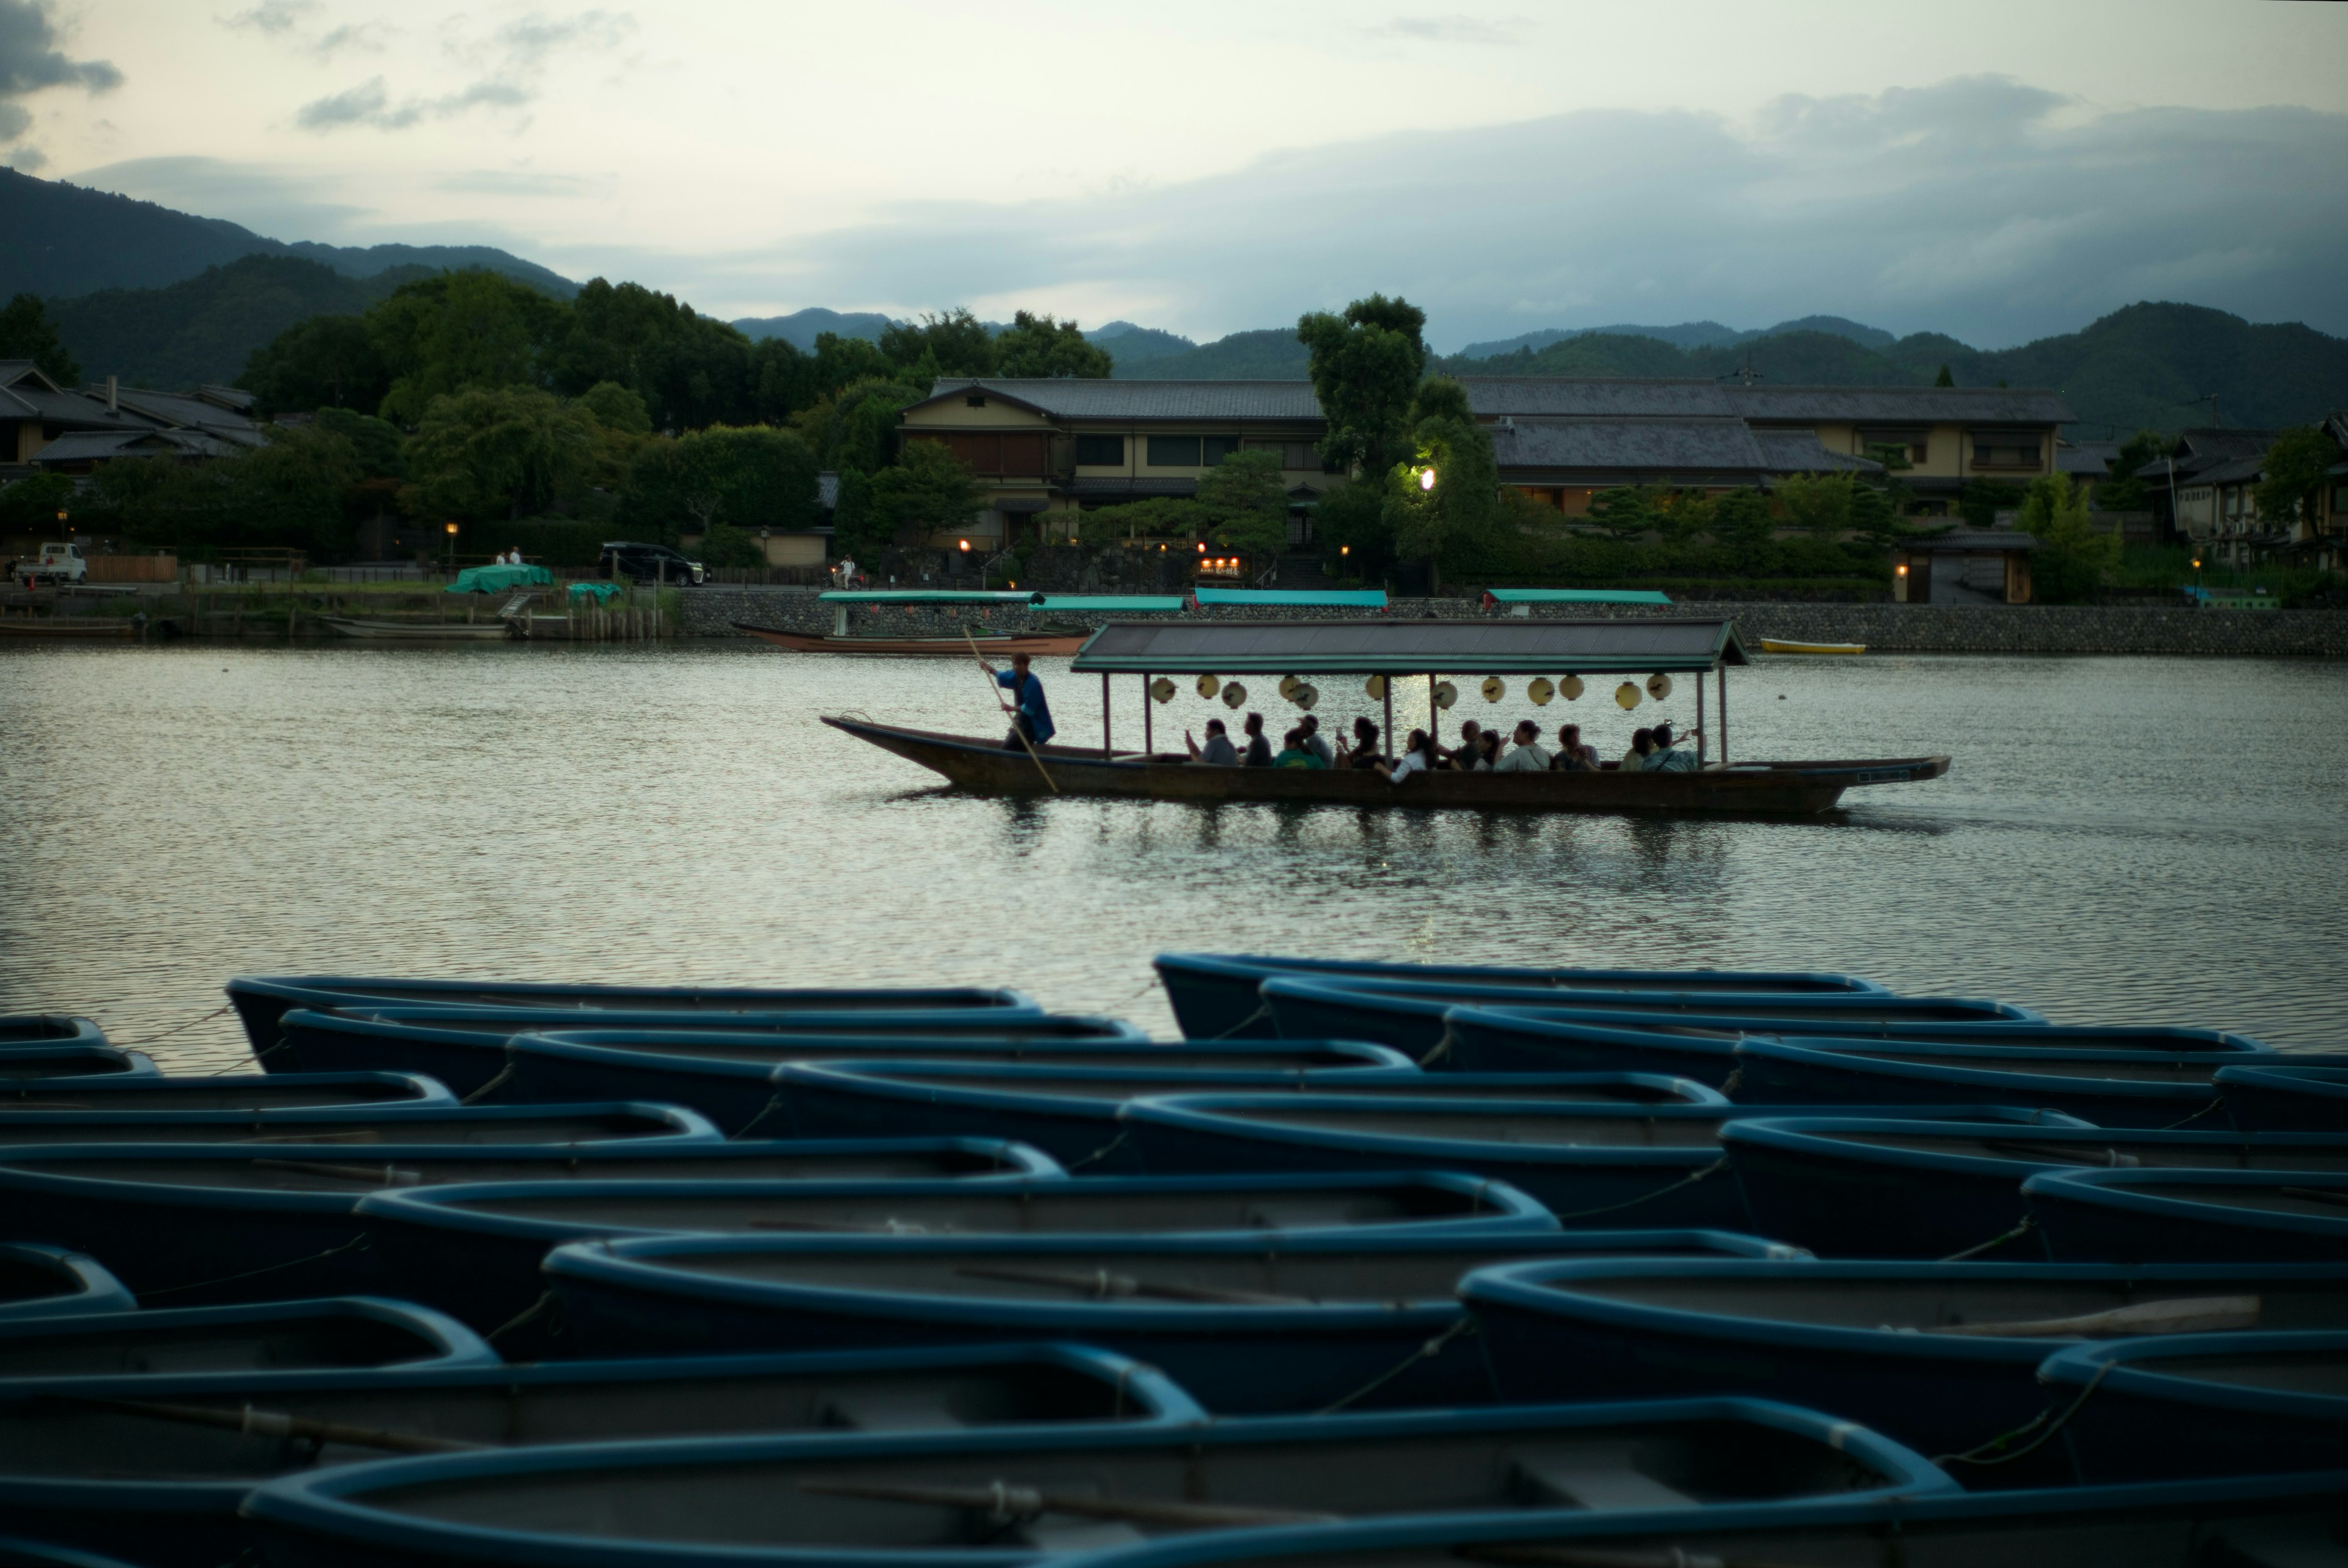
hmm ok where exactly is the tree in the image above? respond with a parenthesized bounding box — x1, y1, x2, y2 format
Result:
(879, 309, 996, 379)
(1584, 487, 1656, 542)
(1776, 473, 1856, 539)
(229, 425, 364, 557)
(811, 332, 895, 399)
(578, 380, 652, 435)
(1959, 478, 2024, 529)
(545, 278, 770, 431)
(867, 441, 986, 545)
(1296, 293, 1427, 476)
(1311, 477, 1392, 579)
(2253, 425, 2338, 537)
(311, 406, 405, 479)
(1933, 364, 1954, 388)
(622, 425, 819, 543)
(0, 473, 76, 534)
(0, 293, 79, 385)
(1708, 487, 1774, 549)
(369, 270, 564, 425)
(2018, 472, 2118, 603)
(829, 466, 884, 560)
(406, 386, 600, 522)
(1390, 377, 1499, 573)
(2094, 429, 2170, 512)
(238, 315, 386, 416)
(799, 377, 926, 474)
(993, 311, 1112, 379)
(1195, 447, 1288, 560)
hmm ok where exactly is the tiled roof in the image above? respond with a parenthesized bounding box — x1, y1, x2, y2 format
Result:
(1468, 379, 1734, 418)
(35, 429, 240, 463)
(1490, 418, 1765, 472)
(4, 383, 139, 429)
(1750, 430, 1884, 474)
(921, 378, 1324, 421)
(1727, 384, 2074, 425)
(2058, 441, 2121, 476)
(2195, 455, 2269, 486)
(102, 387, 264, 440)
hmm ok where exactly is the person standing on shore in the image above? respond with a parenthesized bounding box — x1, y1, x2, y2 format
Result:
(982, 652, 1055, 751)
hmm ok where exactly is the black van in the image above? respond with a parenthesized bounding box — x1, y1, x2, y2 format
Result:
(599, 542, 706, 585)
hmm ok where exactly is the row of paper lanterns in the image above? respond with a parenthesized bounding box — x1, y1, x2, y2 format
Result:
(1150, 673, 1676, 712)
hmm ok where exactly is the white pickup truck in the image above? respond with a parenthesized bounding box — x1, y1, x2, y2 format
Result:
(6, 543, 88, 584)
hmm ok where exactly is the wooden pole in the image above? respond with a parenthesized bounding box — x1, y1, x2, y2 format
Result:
(965, 630, 1058, 794)
(1382, 678, 1394, 762)
(1695, 671, 1707, 767)
(1718, 664, 1729, 765)
(1427, 673, 1437, 741)
(1142, 673, 1153, 759)
(1101, 671, 1112, 759)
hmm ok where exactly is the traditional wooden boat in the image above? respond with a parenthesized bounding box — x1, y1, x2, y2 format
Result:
(1721, 1119, 2348, 1260)
(1461, 1256, 2348, 1485)
(1758, 638, 1865, 655)
(0, 1243, 133, 1322)
(826, 619, 1952, 816)
(0, 1070, 456, 1111)
(0, 1047, 155, 1083)
(2217, 1062, 2348, 1131)
(237, 1400, 1951, 1568)
(1153, 952, 1883, 1039)
(0, 617, 139, 639)
(360, 1172, 1557, 1333)
(0, 1140, 1064, 1306)
(0, 1015, 109, 1048)
(2024, 1168, 2348, 1262)
(0, 1345, 1200, 1568)
(0, 1298, 495, 1379)
(315, 616, 520, 641)
(0, 1099, 718, 1147)
(542, 1228, 1804, 1412)
(511, 1033, 1407, 1137)
(734, 622, 1088, 657)
(2042, 1330, 2348, 1482)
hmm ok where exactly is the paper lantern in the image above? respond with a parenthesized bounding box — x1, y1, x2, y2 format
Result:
(1647, 673, 1674, 701)
(1150, 677, 1175, 704)
(1278, 675, 1301, 700)
(1433, 680, 1458, 710)
(1364, 675, 1387, 699)
(1527, 677, 1555, 706)
(1196, 674, 1220, 699)
(1560, 675, 1584, 701)
(1614, 682, 1641, 710)
(1293, 683, 1318, 710)
(1222, 681, 1248, 708)
(1480, 676, 1505, 703)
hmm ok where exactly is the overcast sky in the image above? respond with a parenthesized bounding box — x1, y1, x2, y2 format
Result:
(6, 0, 2346, 349)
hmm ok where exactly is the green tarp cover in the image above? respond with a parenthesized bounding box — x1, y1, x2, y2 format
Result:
(447, 564, 555, 594)
(1192, 589, 1389, 608)
(567, 581, 622, 603)
(1486, 588, 1674, 605)
(1033, 594, 1186, 613)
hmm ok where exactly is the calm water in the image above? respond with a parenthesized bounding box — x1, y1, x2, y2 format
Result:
(2, 641, 2343, 1069)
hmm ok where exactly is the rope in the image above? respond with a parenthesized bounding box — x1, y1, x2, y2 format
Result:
(1932, 1360, 2113, 1471)
(730, 1092, 788, 1140)
(1938, 1213, 2037, 1263)
(1317, 1317, 1477, 1415)
(1417, 1021, 1458, 1068)
(140, 1233, 371, 1300)
(113, 1003, 234, 1047)
(458, 1058, 518, 1105)
(1062, 1129, 1131, 1173)
(205, 1035, 292, 1075)
(2162, 1098, 2227, 1132)
(1716, 1067, 1744, 1097)
(1206, 1001, 1273, 1041)
(1544, 1158, 1729, 1222)
(484, 1290, 556, 1344)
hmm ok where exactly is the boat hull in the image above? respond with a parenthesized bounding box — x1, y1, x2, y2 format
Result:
(736, 624, 1087, 656)
(825, 718, 1947, 816)
(316, 617, 519, 640)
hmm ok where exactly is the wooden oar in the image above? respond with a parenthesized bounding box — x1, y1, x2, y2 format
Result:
(232, 1129, 383, 1145)
(799, 1478, 1333, 1528)
(1922, 1295, 2258, 1338)
(1981, 1141, 2140, 1168)
(953, 1265, 1308, 1306)
(49, 1394, 483, 1454)
(965, 630, 1058, 794)
(249, 1158, 424, 1185)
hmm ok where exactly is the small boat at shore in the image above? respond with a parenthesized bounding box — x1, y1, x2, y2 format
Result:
(2025, 1167, 2348, 1263)
(0, 1099, 719, 1147)
(315, 616, 520, 641)
(1758, 638, 1866, 655)
(0, 1243, 133, 1321)
(734, 622, 1088, 657)
(2042, 1330, 2348, 1482)
(0, 1298, 495, 1378)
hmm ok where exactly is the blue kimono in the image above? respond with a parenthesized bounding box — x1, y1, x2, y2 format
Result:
(996, 668, 1056, 746)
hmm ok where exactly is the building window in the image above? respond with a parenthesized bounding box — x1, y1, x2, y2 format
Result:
(1073, 434, 1124, 466)
(1858, 429, 1930, 463)
(1146, 435, 1202, 467)
(1245, 439, 1321, 469)
(965, 395, 987, 408)
(1202, 436, 1242, 465)
(1971, 436, 2042, 469)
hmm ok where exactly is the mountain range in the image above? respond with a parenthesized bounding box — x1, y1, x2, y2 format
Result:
(4, 168, 2341, 436)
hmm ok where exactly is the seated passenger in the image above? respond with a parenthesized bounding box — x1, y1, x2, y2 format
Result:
(1620, 727, 1655, 772)
(1551, 723, 1598, 771)
(1494, 719, 1552, 772)
(1647, 720, 1701, 772)
(1272, 726, 1326, 769)
(1440, 719, 1483, 770)
(1186, 719, 1240, 765)
(1299, 713, 1335, 767)
(1241, 712, 1274, 767)
(1472, 731, 1501, 770)
(1345, 716, 1385, 769)
(1378, 728, 1439, 782)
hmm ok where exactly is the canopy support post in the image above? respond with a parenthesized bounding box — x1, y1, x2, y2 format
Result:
(1428, 674, 1437, 740)
(1718, 664, 1729, 765)
(1382, 680, 1394, 764)
(1101, 672, 1112, 759)
(1142, 672, 1152, 760)
(1696, 672, 1707, 767)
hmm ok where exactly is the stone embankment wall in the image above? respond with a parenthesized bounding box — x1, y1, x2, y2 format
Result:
(683, 586, 2348, 657)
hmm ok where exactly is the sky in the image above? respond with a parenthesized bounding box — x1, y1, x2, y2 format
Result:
(4, 0, 2346, 350)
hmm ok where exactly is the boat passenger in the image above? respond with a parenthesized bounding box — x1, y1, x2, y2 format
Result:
(1299, 713, 1335, 768)
(1439, 720, 1483, 770)
(1378, 729, 1439, 783)
(1551, 723, 1598, 771)
(1343, 717, 1384, 769)
(1647, 721, 1701, 772)
(1619, 728, 1655, 772)
(1494, 720, 1552, 773)
(1273, 727, 1326, 769)
(1469, 731, 1499, 770)
(1186, 719, 1239, 765)
(1241, 712, 1273, 768)
(983, 652, 1056, 751)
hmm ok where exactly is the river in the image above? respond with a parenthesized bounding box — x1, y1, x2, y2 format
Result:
(1, 641, 2341, 1068)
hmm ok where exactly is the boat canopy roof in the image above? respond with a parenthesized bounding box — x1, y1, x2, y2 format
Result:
(819, 590, 1186, 612)
(1485, 588, 1673, 606)
(1193, 589, 1389, 608)
(1072, 618, 1751, 675)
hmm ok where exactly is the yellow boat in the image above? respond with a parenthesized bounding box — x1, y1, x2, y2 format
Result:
(1759, 638, 1866, 655)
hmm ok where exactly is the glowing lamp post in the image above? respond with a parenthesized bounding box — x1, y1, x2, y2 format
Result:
(1419, 467, 1436, 493)
(444, 521, 459, 574)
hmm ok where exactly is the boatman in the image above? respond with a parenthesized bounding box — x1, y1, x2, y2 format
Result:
(984, 652, 1056, 751)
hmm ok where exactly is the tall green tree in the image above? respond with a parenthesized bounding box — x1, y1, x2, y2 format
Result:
(879, 309, 996, 379)
(405, 386, 600, 522)
(1296, 293, 1427, 476)
(238, 314, 386, 416)
(1195, 448, 1288, 559)
(1707, 487, 1775, 549)
(993, 311, 1112, 379)
(622, 424, 820, 539)
(811, 332, 895, 399)
(0, 293, 81, 384)
(2253, 425, 2339, 537)
(2093, 429, 2170, 512)
(867, 441, 986, 546)
(799, 377, 927, 474)
(545, 278, 778, 432)
(2018, 472, 2119, 603)
(1390, 377, 1499, 572)
(1584, 486, 1656, 542)
(369, 271, 564, 425)
(0, 473, 77, 534)
(1776, 473, 1856, 538)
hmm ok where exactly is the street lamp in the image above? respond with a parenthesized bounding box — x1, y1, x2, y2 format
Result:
(2191, 555, 2204, 603)
(445, 521, 459, 574)
(1419, 468, 1436, 492)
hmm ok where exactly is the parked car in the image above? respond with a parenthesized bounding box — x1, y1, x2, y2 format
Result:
(6, 542, 88, 584)
(599, 542, 706, 586)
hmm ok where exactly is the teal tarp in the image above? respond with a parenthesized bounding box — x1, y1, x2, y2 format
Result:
(567, 581, 622, 603)
(447, 565, 555, 595)
(1486, 588, 1674, 606)
(1192, 589, 1388, 608)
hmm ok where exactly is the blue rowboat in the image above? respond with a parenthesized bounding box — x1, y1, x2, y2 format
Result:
(769, 1064, 1718, 1172)
(0, 1071, 454, 1111)
(2217, 1063, 2348, 1131)
(1723, 1117, 2348, 1260)
(1728, 1039, 2339, 1129)
(0, 1048, 155, 1083)
(0, 1344, 1200, 1568)
(0, 1139, 1063, 1306)
(0, 1017, 108, 1050)
(2026, 1168, 2348, 1262)
(510, 1036, 1416, 1139)
(921, 1471, 2348, 1568)
(1260, 977, 2043, 1058)
(227, 976, 1034, 1053)
(1155, 952, 1884, 1039)
(264, 1007, 1142, 1094)
(237, 1398, 1952, 1568)
(1120, 1096, 2082, 1229)
(546, 1229, 1806, 1413)
(2040, 1330, 2348, 1482)
(360, 1172, 1559, 1334)
(0, 1100, 720, 1147)
(1461, 1256, 2348, 1485)
(0, 1298, 495, 1378)
(0, 1244, 133, 1321)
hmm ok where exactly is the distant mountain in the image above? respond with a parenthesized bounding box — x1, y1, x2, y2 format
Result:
(0, 168, 574, 300)
(1455, 316, 1893, 359)
(45, 254, 418, 391)
(1109, 327, 1311, 380)
(1088, 321, 1197, 366)
(731, 306, 896, 349)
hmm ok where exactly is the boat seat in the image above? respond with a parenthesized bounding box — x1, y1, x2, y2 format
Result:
(1242, 1201, 1378, 1229)
(818, 1388, 967, 1430)
(1509, 1446, 1700, 1511)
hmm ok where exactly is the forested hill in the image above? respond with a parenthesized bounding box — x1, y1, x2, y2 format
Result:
(0, 168, 574, 300)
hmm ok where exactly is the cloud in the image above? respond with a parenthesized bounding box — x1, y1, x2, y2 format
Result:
(68, 155, 376, 240)
(489, 9, 633, 68)
(672, 76, 2348, 347)
(295, 75, 415, 130)
(1374, 14, 1533, 46)
(297, 8, 633, 134)
(220, 0, 311, 34)
(0, 0, 120, 166)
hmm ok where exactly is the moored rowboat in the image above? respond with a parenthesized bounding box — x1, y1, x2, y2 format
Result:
(1758, 638, 1865, 654)
(0, 1243, 133, 1321)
